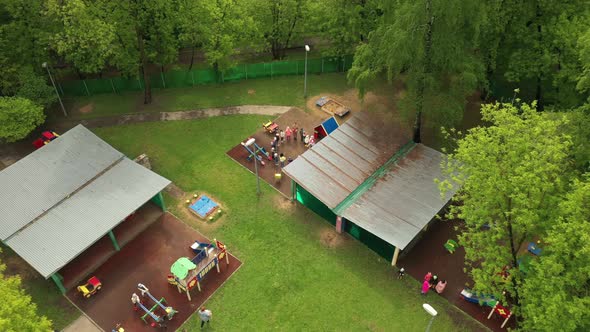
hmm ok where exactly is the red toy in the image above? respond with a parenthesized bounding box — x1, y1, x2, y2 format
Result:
(77, 276, 102, 298)
(32, 131, 60, 149)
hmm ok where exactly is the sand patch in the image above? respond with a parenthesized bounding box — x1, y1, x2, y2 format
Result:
(79, 104, 94, 114)
(248, 89, 256, 95)
(319, 227, 347, 248)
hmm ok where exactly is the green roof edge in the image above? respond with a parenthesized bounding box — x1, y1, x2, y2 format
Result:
(332, 141, 417, 215)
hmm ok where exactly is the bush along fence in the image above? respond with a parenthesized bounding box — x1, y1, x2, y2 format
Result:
(56, 55, 354, 98)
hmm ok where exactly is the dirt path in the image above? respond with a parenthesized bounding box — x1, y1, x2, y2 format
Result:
(55, 105, 293, 131)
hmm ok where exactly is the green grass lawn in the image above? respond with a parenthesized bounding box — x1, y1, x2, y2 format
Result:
(0, 245, 79, 330)
(56, 73, 355, 120)
(93, 116, 485, 331)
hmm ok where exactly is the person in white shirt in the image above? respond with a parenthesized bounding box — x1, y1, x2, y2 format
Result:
(199, 306, 212, 328)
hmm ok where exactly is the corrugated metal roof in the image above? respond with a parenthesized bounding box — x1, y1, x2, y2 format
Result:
(5, 158, 171, 278)
(283, 111, 411, 209)
(0, 125, 123, 240)
(341, 144, 457, 249)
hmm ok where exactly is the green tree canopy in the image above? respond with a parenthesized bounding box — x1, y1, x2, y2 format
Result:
(439, 101, 573, 317)
(0, 97, 45, 142)
(47, 0, 116, 74)
(519, 177, 590, 332)
(248, 0, 308, 60)
(348, 0, 486, 142)
(0, 251, 53, 331)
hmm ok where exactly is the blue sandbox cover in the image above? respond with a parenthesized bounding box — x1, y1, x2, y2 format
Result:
(322, 117, 339, 135)
(189, 195, 219, 218)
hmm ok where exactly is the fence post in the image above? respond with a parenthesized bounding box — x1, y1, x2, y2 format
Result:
(191, 71, 195, 86)
(321, 58, 324, 73)
(245, 64, 248, 80)
(342, 57, 346, 72)
(110, 79, 117, 94)
(161, 72, 166, 88)
(270, 62, 273, 79)
(138, 78, 142, 90)
(296, 61, 299, 75)
(82, 80, 90, 96)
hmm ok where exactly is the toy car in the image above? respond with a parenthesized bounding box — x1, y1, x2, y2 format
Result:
(77, 276, 102, 298)
(263, 121, 279, 134)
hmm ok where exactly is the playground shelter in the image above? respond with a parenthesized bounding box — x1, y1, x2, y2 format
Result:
(0, 125, 171, 293)
(283, 111, 458, 265)
(313, 116, 339, 140)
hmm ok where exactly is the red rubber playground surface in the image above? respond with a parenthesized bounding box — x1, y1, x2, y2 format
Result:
(66, 213, 242, 332)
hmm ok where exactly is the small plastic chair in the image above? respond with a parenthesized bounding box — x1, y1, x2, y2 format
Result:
(444, 239, 459, 254)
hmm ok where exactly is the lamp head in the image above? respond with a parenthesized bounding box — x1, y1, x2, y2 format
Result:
(305, 45, 310, 52)
(422, 303, 438, 317)
(42, 62, 47, 68)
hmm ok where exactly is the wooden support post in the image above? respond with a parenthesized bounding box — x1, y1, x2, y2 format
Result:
(176, 284, 181, 293)
(216, 263, 220, 273)
(225, 252, 230, 265)
(335, 216, 345, 233)
(186, 288, 191, 301)
(501, 313, 512, 328)
(196, 281, 201, 292)
(290, 179, 296, 202)
(51, 273, 67, 294)
(108, 230, 120, 251)
(391, 247, 400, 266)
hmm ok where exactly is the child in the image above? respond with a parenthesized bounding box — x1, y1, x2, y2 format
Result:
(429, 275, 438, 288)
(421, 279, 430, 295)
(435, 280, 447, 294)
(293, 124, 298, 141)
(397, 267, 405, 279)
(285, 127, 292, 141)
(300, 128, 305, 142)
(280, 130, 285, 143)
(279, 153, 287, 168)
(304, 135, 310, 147)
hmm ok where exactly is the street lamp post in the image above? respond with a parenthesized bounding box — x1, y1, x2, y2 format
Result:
(243, 138, 261, 195)
(304, 44, 310, 98)
(422, 303, 438, 332)
(42, 62, 67, 117)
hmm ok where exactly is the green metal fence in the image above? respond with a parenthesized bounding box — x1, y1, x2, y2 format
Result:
(57, 55, 354, 98)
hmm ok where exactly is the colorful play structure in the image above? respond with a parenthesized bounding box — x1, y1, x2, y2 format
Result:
(241, 138, 269, 164)
(263, 120, 279, 134)
(488, 302, 513, 329)
(131, 283, 177, 326)
(32, 131, 60, 149)
(188, 194, 220, 219)
(313, 116, 339, 140)
(167, 239, 229, 301)
(77, 276, 102, 298)
(460, 288, 497, 307)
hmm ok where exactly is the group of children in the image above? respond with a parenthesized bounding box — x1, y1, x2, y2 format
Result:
(421, 272, 447, 295)
(270, 122, 317, 168)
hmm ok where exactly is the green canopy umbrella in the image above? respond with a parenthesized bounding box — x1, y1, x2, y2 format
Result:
(170, 257, 196, 280)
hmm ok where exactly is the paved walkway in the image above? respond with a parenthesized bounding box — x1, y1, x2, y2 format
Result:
(0, 105, 294, 168)
(62, 315, 102, 332)
(61, 105, 293, 130)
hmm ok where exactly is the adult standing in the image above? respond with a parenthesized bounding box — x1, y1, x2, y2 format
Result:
(300, 128, 305, 143)
(292, 123, 298, 141)
(199, 306, 212, 328)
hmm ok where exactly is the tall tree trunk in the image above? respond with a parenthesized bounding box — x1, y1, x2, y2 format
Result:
(413, 0, 434, 143)
(535, 3, 544, 111)
(136, 28, 151, 104)
(189, 46, 195, 70)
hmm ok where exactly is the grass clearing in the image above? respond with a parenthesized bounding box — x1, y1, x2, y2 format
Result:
(94, 116, 484, 331)
(57, 73, 356, 120)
